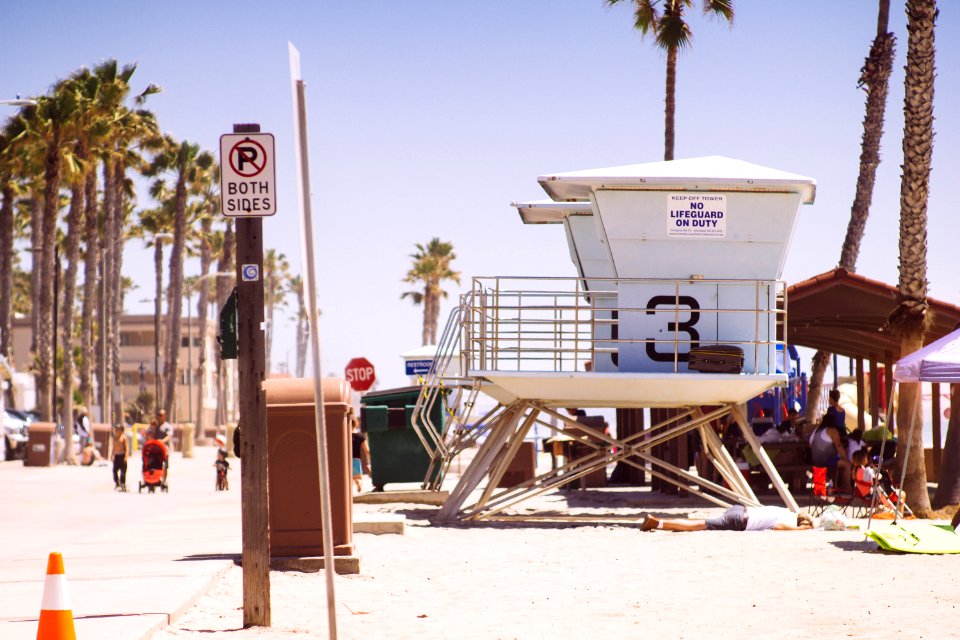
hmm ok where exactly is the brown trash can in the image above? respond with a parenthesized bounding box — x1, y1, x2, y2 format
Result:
(91, 423, 112, 457)
(496, 441, 537, 488)
(264, 377, 353, 558)
(25, 422, 57, 467)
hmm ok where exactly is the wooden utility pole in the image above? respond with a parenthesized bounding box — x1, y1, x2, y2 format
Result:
(233, 122, 271, 627)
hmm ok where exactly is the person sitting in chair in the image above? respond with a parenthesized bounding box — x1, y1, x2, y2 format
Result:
(809, 413, 851, 492)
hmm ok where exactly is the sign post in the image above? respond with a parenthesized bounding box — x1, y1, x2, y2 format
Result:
(223, 123, 271, 628)
(345, 357, 376, 392)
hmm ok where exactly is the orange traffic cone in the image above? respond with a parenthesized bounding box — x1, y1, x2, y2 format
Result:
(37, 552, 76, 640)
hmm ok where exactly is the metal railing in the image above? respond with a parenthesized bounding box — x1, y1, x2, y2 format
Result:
(462, 275, 787, 375)
(411, 275, 788, 490)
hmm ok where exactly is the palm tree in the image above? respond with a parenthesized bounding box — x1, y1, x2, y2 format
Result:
(95, 60, 160, 423)
(0, 117, 27, 365)
(605, 0, 734, 160)
(401, 238, 460, 346)
(145, 136, 213, 416)
(23, 80, 81, 422)
(59, 66, 118, 461)
(805, 1, 897, 422)
(263, 249, 290, 375)
(888, 0, 937, 516)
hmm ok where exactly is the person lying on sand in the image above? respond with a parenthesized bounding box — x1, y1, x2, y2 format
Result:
(641, 505, 815, 532)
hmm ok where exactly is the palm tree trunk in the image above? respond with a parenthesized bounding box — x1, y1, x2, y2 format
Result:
(110, 162, 125, 424)
(79, 168, 99, 411)
(195, 220, 212, 439)
(421, 285, 431, 346)
(804, 350, 832, 422)
(29, 194, 41, 355)
(428, 284, 441, 346)
(154, 241, 164, 412)
(265, 274, 274, 375)
(163, 171, 188, 416)
(932, 384, 960, 508)
(60, 182, 84, 464)
(100, 160, 114, 422)
(892, 0, 937, 516)
(37, 134, 61, 422)
(295, 283, 307, 378)
(214, 220, 234, 427)
(664, 44, 677, 161)
(0, 181, 13, 361)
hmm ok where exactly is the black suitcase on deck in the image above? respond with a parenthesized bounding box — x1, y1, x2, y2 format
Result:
(687, 345, 744, 374)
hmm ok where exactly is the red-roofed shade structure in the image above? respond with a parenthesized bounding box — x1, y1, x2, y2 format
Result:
(786, 268, 960, 361)
(786, 268, 960, 471)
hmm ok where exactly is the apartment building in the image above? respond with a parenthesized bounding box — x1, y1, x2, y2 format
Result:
(10, 314, 236, 429)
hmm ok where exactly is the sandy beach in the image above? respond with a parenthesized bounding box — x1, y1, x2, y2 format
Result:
(154, 486, 960, 640)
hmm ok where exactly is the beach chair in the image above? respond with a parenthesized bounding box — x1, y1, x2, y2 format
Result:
(807, 466, 854, 517)
(845, 468, 875, 518)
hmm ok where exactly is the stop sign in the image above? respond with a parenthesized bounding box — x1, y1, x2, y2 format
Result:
(345, 357, 376, 392)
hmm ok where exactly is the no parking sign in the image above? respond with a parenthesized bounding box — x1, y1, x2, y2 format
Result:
(220, 133, 277, 217)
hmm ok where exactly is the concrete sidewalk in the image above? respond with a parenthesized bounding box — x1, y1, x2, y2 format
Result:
(0, 446, 241, 640)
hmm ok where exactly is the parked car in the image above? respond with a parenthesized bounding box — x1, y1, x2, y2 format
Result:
(3, 409, 30, 461)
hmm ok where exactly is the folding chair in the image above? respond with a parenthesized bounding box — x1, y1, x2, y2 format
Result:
(807, 466, 854, 517)
(845, 468, 875, 518)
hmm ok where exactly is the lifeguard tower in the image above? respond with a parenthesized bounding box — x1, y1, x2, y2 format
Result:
(412, 156, 816, 521)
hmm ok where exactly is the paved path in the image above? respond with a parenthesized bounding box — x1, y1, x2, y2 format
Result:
(0, 446, 240, 640)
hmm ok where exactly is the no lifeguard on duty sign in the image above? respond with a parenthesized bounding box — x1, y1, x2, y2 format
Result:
(219, 133, 277, 217)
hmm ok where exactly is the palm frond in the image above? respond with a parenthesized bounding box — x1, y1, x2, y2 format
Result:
(702, 0, 734, 23)
(656, 12, 693, 50)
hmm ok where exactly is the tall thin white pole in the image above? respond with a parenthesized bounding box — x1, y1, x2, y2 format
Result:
(288, 42, 338, 640)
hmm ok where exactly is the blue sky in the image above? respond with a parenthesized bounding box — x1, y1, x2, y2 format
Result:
(2, 1, 959, 390)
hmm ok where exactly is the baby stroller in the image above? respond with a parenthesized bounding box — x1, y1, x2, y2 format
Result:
(139, 439, 169, 493)
(875, 461, 913, 517)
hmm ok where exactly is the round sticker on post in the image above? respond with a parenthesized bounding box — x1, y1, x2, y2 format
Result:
(241, 264, 260, 282)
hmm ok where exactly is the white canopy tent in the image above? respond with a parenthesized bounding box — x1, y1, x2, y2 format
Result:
(879, 326, 960, 524)
(893, 327, 960, 384)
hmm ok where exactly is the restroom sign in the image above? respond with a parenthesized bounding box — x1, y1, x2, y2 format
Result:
(220, 133, 277, 217)
(666, 193, 726, 238)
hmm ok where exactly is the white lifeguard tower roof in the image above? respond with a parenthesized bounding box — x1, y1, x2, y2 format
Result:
(538, 156, 816, 204)
(511, 200, 591, 224)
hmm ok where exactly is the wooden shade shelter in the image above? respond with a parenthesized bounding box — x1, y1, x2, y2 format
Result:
(787, 268, 960, 476)
(787, 268, 960, 360)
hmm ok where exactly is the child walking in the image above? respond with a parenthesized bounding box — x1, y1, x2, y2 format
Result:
(111, 424, 129, 491)
(215, 448, 230, 491)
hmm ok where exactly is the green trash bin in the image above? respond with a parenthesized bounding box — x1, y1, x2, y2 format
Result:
(359, 386, 444, 491)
